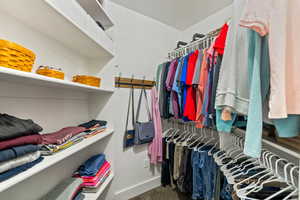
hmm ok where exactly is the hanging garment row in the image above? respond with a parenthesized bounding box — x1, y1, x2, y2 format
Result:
(156, 0, 300, 158)
(161, 120, 299, 200)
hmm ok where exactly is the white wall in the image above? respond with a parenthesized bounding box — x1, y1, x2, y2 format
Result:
(180, 5, 232, 42)
(96, 2, 180, 200)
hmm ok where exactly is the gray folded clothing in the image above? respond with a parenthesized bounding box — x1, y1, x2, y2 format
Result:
(0, 151, 41, 173)
(42, 177, 83, 200)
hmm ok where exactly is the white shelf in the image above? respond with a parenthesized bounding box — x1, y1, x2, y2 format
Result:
(262, 139, 300, 159)
(0, 67, 114, 94)
(77, 0, 114, 30)
(0, 129, 114, 193)
(0, 0, 114, 61)
(83, 172, 114, 200)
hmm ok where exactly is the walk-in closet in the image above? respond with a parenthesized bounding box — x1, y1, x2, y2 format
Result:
(0, 0, 299, 200)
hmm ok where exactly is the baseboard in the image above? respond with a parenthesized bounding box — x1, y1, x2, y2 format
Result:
(114, 176, 161, 200)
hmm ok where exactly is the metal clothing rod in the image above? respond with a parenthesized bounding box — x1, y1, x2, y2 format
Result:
(168, 28, 221, 60)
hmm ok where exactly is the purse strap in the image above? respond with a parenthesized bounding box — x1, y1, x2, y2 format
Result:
(125, 87, 135, 131)
(136, 88, 152, 121)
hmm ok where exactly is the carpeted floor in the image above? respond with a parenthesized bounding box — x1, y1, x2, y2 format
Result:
(129, 187, 190, 200)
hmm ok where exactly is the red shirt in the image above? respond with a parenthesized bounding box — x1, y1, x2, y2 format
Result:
(185, 50, 199, 85)
(214, 23, 229, 55)
(183, 50, 199, 120)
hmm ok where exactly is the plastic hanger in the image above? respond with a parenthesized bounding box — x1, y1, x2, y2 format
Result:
(188, 128, 205, 149)
(173, 123, 188, 144)
(228, 150, 271, 184)
(208, 141, 219, 156)
(182, 124, 199, 144)
(197, 129, 216, 152)
(264, 165, 298, 200)
(165, 129, 179, 142)
(233, 151, 273, 192)
(213, 134, 238, 165)
(236, 152, 288, 198)
(239, 155, 283, 197)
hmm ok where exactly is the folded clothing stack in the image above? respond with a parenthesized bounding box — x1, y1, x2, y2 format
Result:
(74, 154, 112, 193)
(0, 114, 44, 182)
(40, 120, 107, 155)
(42, 154, 111, 200)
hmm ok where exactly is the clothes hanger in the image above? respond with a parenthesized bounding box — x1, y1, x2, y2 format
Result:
(183, 126, 198, 146)
(224, 156, 258, 174)
(165, 128, 179, 142)
(215, 134, 238, 160)
(183, 123, 198, 142)
(192, 128, 207, 151)
(226, 159, 260, 184)
(196, 129, 216, 151)
(244, 153, 284, 192)
(171, 122, 185, 144)
(214, 130, 239, 161)
(175, 122, 193, 144)
(207, 129, 219, 155)
(230, 150, 271, 184)
(208, 140, 219, 156)
(223, 155, 258, 178)
(281, 165, 298, 200)
(188, 128, 205, 149)
(221, 135, 243, 158)
(247, 161, 297, 200)
(239, 155, 283, 197)
(233, 151, 274, 192)
(263, 165, 298, 200)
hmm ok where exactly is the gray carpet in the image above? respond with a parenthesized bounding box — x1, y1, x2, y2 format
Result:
(129, 187, 190, 200)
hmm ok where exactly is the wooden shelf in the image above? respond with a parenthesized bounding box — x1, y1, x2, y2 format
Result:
(77, 0, 114, 30)
(0, 0, 114, 61)
(83, 172, 114, 200)
(0, 129, 114, 193)
(0, 67, 114, 94)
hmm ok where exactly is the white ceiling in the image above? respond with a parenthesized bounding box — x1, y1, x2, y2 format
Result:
(110, 0, 233, 30)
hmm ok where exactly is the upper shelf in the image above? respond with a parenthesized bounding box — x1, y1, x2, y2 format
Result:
(0, 67, 114, 94)
(77, 0, 114, 30)
(0, 0, 114, 61)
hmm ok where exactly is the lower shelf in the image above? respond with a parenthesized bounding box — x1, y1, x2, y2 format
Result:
(83, 172, 114, 200)
(0, 129, 114, 193)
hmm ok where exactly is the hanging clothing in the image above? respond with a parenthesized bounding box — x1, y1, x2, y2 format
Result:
(166, 59, 178, 116)
(244, 30, 270, 158)
(210, 55, 223, 119)
(172, 58, 184, 118)
(183, 50, 199, 121)
(215, 0, 250, 115)
(202, 44, 217, 127)
(161, 139, 221, 200)
(160, 62, 171, 118)
(180, 54, 191, 121)
(240, 0, 300, 118)
(156, 63, 164, 96)
(148, 88, 163, 164)
(192, 50, 204, 85)
(240, 0, 300, 142)
(214, 23, 229, 55)
(195, 50, 209, 128)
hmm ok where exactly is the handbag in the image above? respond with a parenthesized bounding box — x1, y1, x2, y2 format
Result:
(134, 88, 155, 145)
(123, 87, 135, 148)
